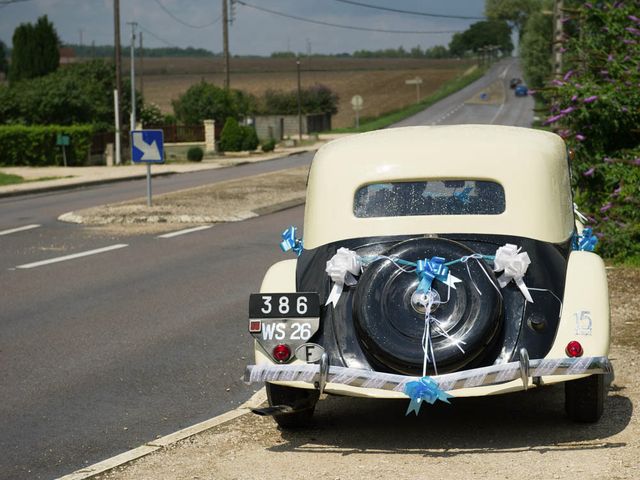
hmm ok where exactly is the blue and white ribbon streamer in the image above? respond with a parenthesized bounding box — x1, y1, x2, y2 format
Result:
(279, 226, 303, 256)
(416, 256, 450, 293)
(574, 227, 598, 252)
(404, 376, 453, 415)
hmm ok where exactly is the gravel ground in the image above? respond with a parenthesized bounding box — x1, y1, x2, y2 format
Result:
(97, 266, 639, 480)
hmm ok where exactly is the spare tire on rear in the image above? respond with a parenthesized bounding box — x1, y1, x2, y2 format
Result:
(353, 237, 503, 375)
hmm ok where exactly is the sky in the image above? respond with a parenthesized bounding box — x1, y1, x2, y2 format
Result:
(0, 0, 488, 56)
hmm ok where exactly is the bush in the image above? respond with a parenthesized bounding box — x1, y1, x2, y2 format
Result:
(0, 124, 93, 166)
(261, 138, 276, 152)
(172, 81, 254, 125)
(240, 126, 259, 151)
(187, 146, 203, 162)
(541, 1, 640, 261)
(219, 117, 243, 152)
(219, 118, 259, 152)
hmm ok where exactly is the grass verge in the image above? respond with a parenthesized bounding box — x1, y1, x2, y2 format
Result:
(331, 65, 486, 133)
(0, 172, 24, 186)
(0, 172, 72, 186)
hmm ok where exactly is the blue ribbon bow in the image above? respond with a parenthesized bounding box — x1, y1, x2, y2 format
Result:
(573, 228, 598, 252)
(279, 226, 303, 256)
(416, 256, 449, 293)
(404, 376, 453, 415)
(453, 186, 473, 205)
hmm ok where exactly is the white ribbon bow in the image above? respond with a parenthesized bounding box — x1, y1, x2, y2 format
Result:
(493, 244, 533, 303)
(325, 248, 362, 307)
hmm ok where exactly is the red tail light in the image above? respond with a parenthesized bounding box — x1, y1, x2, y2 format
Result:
(273, 344, 291, 363)
(565, 340, 584, 358)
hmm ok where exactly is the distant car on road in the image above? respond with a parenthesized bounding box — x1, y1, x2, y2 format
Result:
(515, 84, 529, 97)
(509, 77, 522, 89)
(245, 125, 611, 428)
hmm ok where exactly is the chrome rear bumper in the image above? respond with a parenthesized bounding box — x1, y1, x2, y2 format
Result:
(244, 355, 612, 394)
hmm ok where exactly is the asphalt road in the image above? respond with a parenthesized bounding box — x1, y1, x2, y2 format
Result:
(0, 59, 533, 480)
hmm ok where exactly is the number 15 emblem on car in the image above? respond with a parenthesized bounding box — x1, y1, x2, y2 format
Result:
(248, 293, 321, 363)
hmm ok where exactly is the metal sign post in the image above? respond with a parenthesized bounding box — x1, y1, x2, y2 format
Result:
(405, 77, 423, 103)
(131, 130, 165, 206)
(56, 134, 70, 167)
(351, 95, 363, 129)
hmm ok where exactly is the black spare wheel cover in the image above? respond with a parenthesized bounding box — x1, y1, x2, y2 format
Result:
(353, 237, 503, 375)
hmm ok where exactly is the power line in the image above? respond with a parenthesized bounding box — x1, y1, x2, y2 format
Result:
(0, 0, 33, 7)
(334, 0, 485, 21)
(137, 23, 177, 48)
(235, 0, 462, 34)
(152, 0, 221, 29)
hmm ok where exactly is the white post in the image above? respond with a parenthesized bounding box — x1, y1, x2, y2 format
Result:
(204, 119, 216, 153)
(129, 22, 137, 131)
(113, 89, 121, 165)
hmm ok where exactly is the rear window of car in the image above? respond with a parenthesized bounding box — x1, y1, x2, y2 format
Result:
(353, 180, 505, 218)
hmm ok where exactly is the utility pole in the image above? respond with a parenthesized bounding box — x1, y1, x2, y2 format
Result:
(222, 0, 230, 89)
(552, 0, 564, 77)
(128, 21, 138, 131)
(114, 0, 122, 165)
(139, 31, 144, 100)
(296, 57, 302, 142)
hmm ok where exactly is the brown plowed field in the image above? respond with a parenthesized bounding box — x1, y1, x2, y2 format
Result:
(133, 57, 474, 129)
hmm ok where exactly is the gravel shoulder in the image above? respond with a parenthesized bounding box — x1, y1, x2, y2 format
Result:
(96, 266, 639, 480)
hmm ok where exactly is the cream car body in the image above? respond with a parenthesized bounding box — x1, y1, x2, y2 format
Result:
(247, 125, 610, 424)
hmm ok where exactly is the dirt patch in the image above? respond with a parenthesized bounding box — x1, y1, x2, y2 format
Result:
(97, 267, 639, 480)
(61, 166, 308, 235)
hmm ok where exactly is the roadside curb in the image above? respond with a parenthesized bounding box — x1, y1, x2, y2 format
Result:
(56, 388, 267, 480)
(0, 147, 320, 200)
(0, 172, 177, 199)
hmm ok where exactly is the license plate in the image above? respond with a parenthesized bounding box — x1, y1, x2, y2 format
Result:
(249, 293, 320, 319)
(256, 318, 318, 342)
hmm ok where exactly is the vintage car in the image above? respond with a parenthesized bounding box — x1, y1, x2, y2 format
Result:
(245, 125, 611, 428)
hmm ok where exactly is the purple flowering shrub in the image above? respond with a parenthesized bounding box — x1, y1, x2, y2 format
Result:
(542, 0, 640, 261)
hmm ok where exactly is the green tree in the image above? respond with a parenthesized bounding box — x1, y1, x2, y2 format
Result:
(261, 84, 338, 115)
(0, 40, 8, 76)
(519, 3, 553, 88)
(485, 0, 542, 38)
(541, 1, 640, 261)
(10, 15, 60, 83)
(0, 59, 136, 128)
(172, 81, 253, 125)
(449, 20, 513, 57)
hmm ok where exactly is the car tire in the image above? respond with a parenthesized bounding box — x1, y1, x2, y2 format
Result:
(266, 383, 320, 429)
(564, 374, 605, 423)
(353, 237, 503, 375)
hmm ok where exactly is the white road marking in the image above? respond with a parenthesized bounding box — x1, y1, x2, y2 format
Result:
(16, 244, 128, 269)
(157, 225, 212, 238)
(0, 224, 41, 236)
(490, 101, 506, 124)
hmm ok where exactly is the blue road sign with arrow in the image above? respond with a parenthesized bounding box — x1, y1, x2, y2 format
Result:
(131, 130, 164, 164)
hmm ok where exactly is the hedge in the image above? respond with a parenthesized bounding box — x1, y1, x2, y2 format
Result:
(0, 124, 94, 166)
